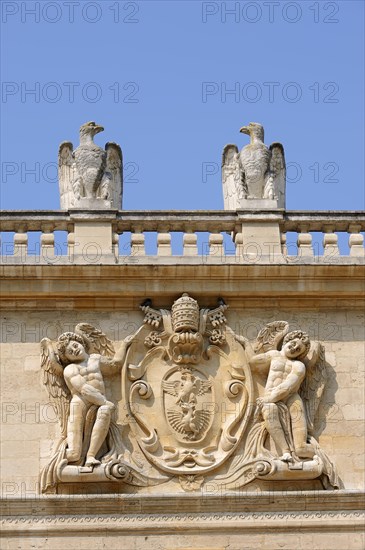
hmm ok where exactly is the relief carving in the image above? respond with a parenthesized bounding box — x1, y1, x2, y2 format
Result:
(39, 296, 341, 493)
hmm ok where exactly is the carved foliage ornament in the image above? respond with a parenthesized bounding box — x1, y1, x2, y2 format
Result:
(39, 295, 341, 493)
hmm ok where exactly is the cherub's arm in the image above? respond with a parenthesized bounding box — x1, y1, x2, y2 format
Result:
(234, 335, 255, 361)
(100, 334, 135, 375)
(249, 351, 273, 370)
(235, 334, 273, 371)
(262, 361, 305, 403)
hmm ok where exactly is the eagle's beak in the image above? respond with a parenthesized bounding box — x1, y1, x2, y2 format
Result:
(94, 125, 104, 134)
(240, 126, 249, 134)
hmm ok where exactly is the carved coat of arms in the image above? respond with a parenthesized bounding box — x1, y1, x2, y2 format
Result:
(39, 294, 341, 493)
(124, 294, 251, 475)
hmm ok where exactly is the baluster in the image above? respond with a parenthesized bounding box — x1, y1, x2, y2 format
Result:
(157, 230, 172, 256)
(112, 232, 119, 259)
(323, 226, 339, 258)
(234, 232, 243, 260)
(281, 232, 287, 256)
(13, 225, 28, 260)
(67, 224, 75, 262)
(209, 233, 224, 258)
(41, 224, 55, 261)
(348, 224, 364, 257)
(297, 226, 314, 257)
(131, 231, 145, 256)
(183, 231, 197, 256)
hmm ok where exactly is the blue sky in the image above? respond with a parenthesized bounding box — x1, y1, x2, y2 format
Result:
(1, 0, 364, 212)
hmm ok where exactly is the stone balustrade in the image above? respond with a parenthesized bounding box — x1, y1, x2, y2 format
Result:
(0, 210, 364, 264)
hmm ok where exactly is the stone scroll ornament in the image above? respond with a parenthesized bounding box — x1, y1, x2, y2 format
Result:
(39, 298, 341, 493)
(222, 122, 286, 209)
(58, 121, 123, 209)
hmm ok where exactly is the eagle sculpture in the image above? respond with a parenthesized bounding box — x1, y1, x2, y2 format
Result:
(222, 122, 286, 209)
(58, 121, 123, 209)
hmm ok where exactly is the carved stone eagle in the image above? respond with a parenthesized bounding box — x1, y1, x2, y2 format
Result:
(222, 122, 286, 209)
(58, 121, 123, 209)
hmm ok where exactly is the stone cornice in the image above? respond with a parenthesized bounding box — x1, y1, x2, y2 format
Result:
(0, 264, 364, 311)
(1, 492, 364, 535)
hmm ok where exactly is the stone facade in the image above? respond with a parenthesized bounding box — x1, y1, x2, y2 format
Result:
(1, 260, 364, 548)
(1, 123, 364, 549)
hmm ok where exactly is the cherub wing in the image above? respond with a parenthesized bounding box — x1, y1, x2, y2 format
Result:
(162, 380, 180, 397)
(300, 342, 328, 435)
(222, 144, 245, 209)
(58, 142, 77, 209)
(196, 379, 213, 397)
(253, 321, 289, 353)
(105, 142, 123, 209)
(75, 323, 115, 357)
(40, 338, 70, 439)
(268, 143, 286, 207)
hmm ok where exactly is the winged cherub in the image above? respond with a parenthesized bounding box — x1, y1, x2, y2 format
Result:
(238, 329, 315, 462)
(41, 324, 134, 468)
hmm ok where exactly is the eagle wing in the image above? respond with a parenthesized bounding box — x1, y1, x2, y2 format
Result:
(253, 321, 289, 353)
(105, 142, 123, 209)
(266, 142, 286, 207)
(40, 338, 71, 439)
(166, 409, 185, 433)
(75, 323, 115, 357)
(194, 409, 212, 433)
(196, 379, 213, 396)
(222, 144, 245, 209)
(300, 342, 328, 435)
(58, 141, 77, 209)
(162, 380, 180, 397)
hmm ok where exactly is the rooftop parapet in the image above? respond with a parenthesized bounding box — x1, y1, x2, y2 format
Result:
(0, 209, 364, 265)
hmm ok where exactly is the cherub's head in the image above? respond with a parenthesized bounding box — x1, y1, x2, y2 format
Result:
(282, 330, 310, 360)
(57, 332, 89, 365)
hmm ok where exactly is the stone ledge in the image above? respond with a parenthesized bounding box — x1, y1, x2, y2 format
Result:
(1, 493, 364, 540)
(1, 490, 363, 517)
(0, 264, 364, 311)
(2, 511, 364, 536)
(1, 256, 365, 266)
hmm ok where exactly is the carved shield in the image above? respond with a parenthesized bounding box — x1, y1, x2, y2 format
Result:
(122, 328, 253, 475)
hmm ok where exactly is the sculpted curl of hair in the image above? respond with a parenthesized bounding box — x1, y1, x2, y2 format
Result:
(56, 332, 89, 364)
(282, 330, 310, 358)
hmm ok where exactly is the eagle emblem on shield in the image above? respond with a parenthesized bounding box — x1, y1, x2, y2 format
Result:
(122, 294, 252, 475)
